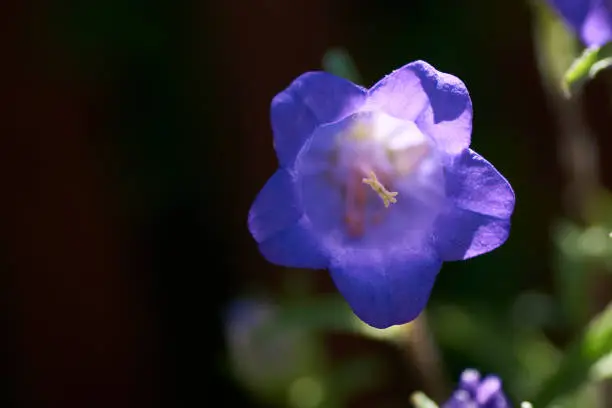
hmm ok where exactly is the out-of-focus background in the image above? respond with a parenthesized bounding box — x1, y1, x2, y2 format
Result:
(3, 0, 612, 407)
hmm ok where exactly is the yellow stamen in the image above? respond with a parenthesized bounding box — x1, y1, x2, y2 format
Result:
(362, 171, 398, 208)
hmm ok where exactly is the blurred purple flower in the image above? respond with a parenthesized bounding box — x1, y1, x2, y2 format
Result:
(443, 369, 511, 408)
(248, 61, 515, 329)
(548, 0, 612, 46)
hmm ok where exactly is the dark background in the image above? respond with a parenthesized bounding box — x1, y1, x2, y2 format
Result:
(2, 0, 612, 407)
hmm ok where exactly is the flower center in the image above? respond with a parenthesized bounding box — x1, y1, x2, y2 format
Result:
(335, 112, 433, 236)
(295, 110, 444, 248)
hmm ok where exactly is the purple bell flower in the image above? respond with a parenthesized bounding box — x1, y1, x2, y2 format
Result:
(248, 61, 515, 329)
(547, 0, 612, 46)
(443, 369, 511, 408)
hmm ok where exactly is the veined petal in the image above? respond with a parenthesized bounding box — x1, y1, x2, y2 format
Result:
(549, 0, 612, 46)
(248, 169, 328, 268)
(328, 245, 442, 329)
(271, 72, 366, 168)
(259, 216, 328, 269)
(445, 150, 514, 219)
(368, 60, 472, 155)
(248, 169, 300, 244)
(434, 149, 515, 261)
(433, 211, 511, 262)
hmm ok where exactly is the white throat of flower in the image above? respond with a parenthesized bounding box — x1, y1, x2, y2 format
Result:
(338, 112, 431, 207)
(327, 112, 435, 237)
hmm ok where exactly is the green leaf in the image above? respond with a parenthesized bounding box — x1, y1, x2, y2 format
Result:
(531, 302, 612, 406)
(410, 392, 439, 408)
(563, 42, 612, 97)
(322, 48, 363, 84)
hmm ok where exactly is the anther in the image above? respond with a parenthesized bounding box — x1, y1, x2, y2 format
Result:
(362, 171, 398, 208)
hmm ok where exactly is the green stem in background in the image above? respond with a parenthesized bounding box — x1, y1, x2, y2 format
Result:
(561, 42, 612, 97)
(410, 391, 439, 408)
(403, 314, 448, 401)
